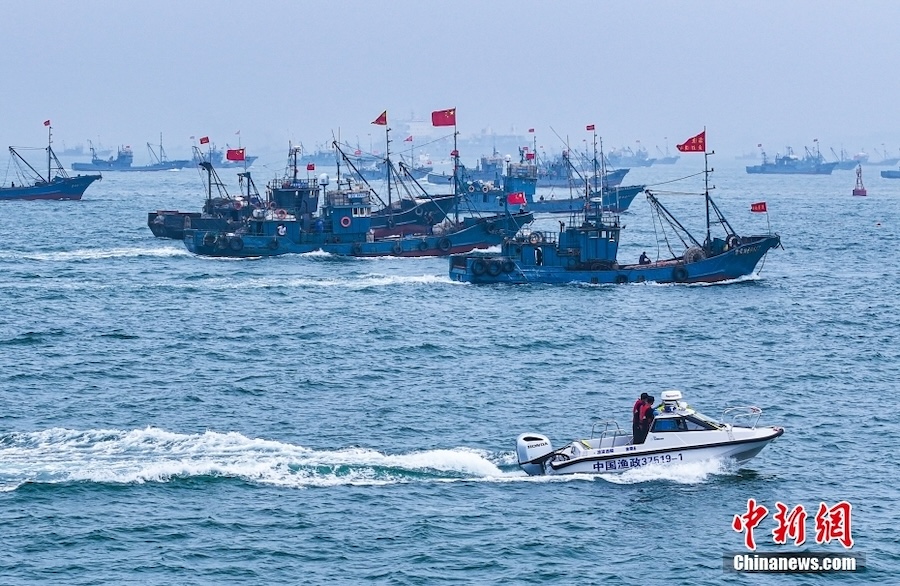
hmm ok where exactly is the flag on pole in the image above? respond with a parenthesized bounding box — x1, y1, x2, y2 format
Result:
(528, 128, 535, 133)
(750, 201, 767, 213)
(199, 136, 210, 144)
(450, 149, 459, 157)
(226, 148, 245, 161)
(43, 120, 51, 126)
(586, 124, 595, 131)
(431, 108, 456, 126)
(525, 152, 535, 161)
(676, 130, 706, 152)
(235, 130, 241, 135)
(404, 135, 413, 142)
(507, 192, 527, 205)
(757, 143, 762, 147)
(307, 163, 315, 171)
(372, 111, 387, 126)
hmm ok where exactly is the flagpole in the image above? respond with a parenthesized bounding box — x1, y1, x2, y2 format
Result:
(385, 120, 392, 210)
(704, 125, 711, 249)
(453, 123, 459, 225)
(47, 122, 52, 182)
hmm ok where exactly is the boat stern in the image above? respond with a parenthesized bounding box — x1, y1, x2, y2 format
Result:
(516, 433, 554, 476)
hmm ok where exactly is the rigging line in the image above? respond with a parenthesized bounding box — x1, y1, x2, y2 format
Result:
(643, 171, 705, 187)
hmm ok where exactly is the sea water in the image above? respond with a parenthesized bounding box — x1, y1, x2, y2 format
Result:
(0, 158, 898, 584)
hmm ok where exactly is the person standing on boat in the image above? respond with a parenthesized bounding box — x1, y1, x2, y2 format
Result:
(636, 396, 656, 444)
(632, 393, 650, 441)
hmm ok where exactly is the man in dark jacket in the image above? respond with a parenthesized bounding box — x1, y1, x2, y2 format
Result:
(632, 393, 650, 442)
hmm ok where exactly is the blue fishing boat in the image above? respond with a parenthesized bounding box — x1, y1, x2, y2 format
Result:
(2, 127, 101, 201)
(72, 134, 189, 171)
(607, 145, 656, 167)
(427, 151, 505, 185)
(830, 147, 861, 171)
(449, 156, 780, 285)
(535, 150, 629, 189)
(746, 146, 837, 175)
(192, 144, 258, 169)
(183, 181, 533, 258)
(880, 167, 900, 179)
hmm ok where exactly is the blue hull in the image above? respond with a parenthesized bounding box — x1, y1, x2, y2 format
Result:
(535, 168, 629, 189)
(72, 161, 189, 172)
(746, 162, 837, 175)
(0, 174, 101, 201)
(880, 170, 900, 179)
(449, 235, 781, 285)
(183, 212, 534, 258)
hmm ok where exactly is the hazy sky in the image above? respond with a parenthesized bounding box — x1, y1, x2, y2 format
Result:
(4, 0, 900, 160)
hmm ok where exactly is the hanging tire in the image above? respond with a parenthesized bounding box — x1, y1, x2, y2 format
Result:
(502, 260, 515, 273)
(487, 260, 502, 276)
(352, 243, 362, 255)
(472, 258, 487, 275)
(672, 266, 689, 283)
(726, 234, 740, 250)
(615, 274, 628, 285)
(485, 221, 496, 234)
(228, 236, 244, 252)
(392, 243, 403, 255)
(418, 240, 429, 252)
(203, 232, 216, 247)
(438, 238, 452, 252)
(268, 239, 279, 250)
(529, 232, 543, 244)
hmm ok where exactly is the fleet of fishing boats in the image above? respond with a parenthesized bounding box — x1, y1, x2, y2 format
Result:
(2, 119, 803, 473)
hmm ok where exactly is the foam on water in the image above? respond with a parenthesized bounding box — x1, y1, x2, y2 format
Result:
(0, 246, 190, 262)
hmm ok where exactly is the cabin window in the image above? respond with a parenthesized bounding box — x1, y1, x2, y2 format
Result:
(651, 418, 686, 433)
(684, 416, 717, 431)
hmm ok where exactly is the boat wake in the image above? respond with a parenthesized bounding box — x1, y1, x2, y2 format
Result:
(0, 428, 736, 492)
(0, 246, 190, 262)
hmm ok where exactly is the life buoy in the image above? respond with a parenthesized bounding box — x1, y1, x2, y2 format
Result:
(275, 209, 287, 219)
(529, 232, 543, 245)
(726, 234, 740, 249)
(352, 243, 362, 255)
(482, 185, 490, 194)
(229, 236, 244, 252)
(615, 274, 628, 285)
(340, 216, 351, 228)
(472, 258, 487, 275)
(203, 232, 216, 247)
(415, 207, 424, 216)
(672, 266, 689, 283)
(232, 200, 243, 210)
(468, 185, 475, 193)
(487, 260, 502, 277)
(485, 221, 496, 234)
(392, 242, 402, 255)
(438, 238, 452, 252)
(268, 238, 279, 250)
(418, 240, 429, 251)
(502, 260, 515, 273)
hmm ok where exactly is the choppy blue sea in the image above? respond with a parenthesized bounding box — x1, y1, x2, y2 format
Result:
(1, 156, 898, 585)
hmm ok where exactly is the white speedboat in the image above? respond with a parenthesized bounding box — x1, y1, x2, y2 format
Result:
(516, 390, 783, 476)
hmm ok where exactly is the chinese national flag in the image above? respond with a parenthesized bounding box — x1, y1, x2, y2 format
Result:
(431, 108, 456, 127)
(372, 110, 387, 126)
(525, 152, 535, 160)
(750, 201, 767, 213)
(43, 119, 51, 127)
(586, 124, 595, 131)
(226, 148, 245, 161)
(307, 163, 315, 171)
(404, 135, 413, 142)
(677, 131, 706, 152)
(507, 192, 526, 205)
(450, 149, 459, 157)
(199, 136, 210, 144)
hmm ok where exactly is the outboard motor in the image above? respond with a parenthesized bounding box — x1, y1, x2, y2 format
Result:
(516, 433, 553, 476)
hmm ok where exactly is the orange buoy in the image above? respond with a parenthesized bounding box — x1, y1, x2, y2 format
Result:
(852, 164, 867, 196)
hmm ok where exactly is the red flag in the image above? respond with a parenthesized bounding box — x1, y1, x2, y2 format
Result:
(750, 201, 767, 213)
(676, 131, 706, 152)
(199, 136, 210, 145)
(432, 108, 456, 126)
(354, 149, 362, 156)
(450, 149, 459, 157)
(586, 124, 595, 131)
(43, 119, 51, 127)
(307, 163, 315, 171)
(528, 128, 535, 133)
(226, 148, 245, 161)
(507, 192, 527, 205)
(525, 152, 535, 161)
(372, 110, 387, 126)
(404, 135, 413, 142)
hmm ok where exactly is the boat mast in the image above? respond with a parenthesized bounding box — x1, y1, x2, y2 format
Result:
(47, 122, 52, 181)
(703, 126, 712, 248)
(385, 122, 392, 210)
(453, 127, 459, 224)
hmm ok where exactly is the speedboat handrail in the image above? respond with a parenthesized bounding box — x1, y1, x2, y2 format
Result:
(590, 420, 627, 440)
(722, 406, 763, 429)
